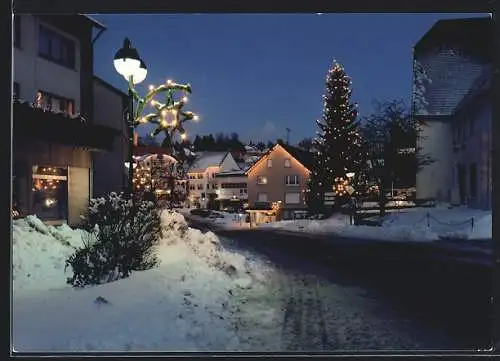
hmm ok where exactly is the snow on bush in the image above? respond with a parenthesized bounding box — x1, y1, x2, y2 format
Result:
(66, 192, 162, 287)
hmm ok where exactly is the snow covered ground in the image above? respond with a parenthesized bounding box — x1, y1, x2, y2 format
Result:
(12, 211, 274, 352)
(258, 205, 491, 242)
(12, 210, 468, 351)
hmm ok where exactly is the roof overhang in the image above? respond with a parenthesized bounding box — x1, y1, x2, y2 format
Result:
(244, 143, 311, 175)
(413, 17, 492, 63)
(79, 14, 106, 30)
(13, 101, 119, 151)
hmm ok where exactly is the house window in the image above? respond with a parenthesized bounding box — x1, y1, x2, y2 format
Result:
(256, 176, 268, 185)
(14, 14, 21, 48)
(38, 24, 76, 69)
(267, 159, 273, 168)
(36, 90, 75, 115)
(31, 165, 68, 220)
(13, 82, 20, 100)
(197, 174, 203, 179)
(470, 163, 477, 199)
(189, 185, 195, 190)
(257, 192, 268, 202)
(284, 159, 291, 168)
(285, 175, 299, 186)
(285, 192, 300, 204)
(197, 184, 203, 190)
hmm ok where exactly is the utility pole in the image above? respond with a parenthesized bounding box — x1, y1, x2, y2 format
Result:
(286, 128, 291, 144)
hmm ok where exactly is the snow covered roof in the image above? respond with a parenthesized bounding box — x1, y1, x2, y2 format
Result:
(188, 152, 229, 172)
(244, 145, 257, 152)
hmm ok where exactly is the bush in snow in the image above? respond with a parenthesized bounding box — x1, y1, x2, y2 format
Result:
(65, 192, 162, 287)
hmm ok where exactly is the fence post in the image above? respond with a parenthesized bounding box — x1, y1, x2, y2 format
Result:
(426, 212, 430, 228)
(471, 217, 474, 231)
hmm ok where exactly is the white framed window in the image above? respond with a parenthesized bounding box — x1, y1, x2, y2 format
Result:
(267, 159, 273, 167)
(258, 193, 268, 202)
(285, 192, 300, 204)
(284, 159, 291, 168)
(285, 175, 299, 186)
(256, 176, 268, 185)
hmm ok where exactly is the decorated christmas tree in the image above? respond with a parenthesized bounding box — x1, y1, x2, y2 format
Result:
(307, 61, 366, 213)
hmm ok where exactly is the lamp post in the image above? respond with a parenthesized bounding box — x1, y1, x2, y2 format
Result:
(346, 171, 356, 225)
(113, 38, 148, 195)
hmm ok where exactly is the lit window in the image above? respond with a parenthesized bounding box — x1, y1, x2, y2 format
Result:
(257, 176, 268, 185)
(267, 159, 272, 167)
(31, 166, 68, 221)
(36, 90, 75, 115)
(284, 159, 291, 168)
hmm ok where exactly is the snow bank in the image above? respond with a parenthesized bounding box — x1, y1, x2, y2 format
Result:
(13, 211, 270, 351)
(258, 206, 491, 242)
(12, 216, 86, 294)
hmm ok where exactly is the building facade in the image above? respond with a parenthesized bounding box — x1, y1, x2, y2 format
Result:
(187, 152, 240, 208)
(413, 17, 492, 209)
(12, 15, 119, 225)
(92, 76, 128, 197)
(214, 170, 248, 209)
(246, 143, 312, 219)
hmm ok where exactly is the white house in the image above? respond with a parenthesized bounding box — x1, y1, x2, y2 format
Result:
(413, 17, 492, 210)
(187, 151, 240, 208)
(214, 170, 248, 209)
(12, 14, 121, 225)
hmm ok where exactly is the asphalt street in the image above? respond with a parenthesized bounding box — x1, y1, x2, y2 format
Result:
(187, 217, 493, 351)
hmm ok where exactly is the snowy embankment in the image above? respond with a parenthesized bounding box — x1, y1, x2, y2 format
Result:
(178, 209, 249, 230)
(258, 205, 492, 243)
(12, 211, 277, 352)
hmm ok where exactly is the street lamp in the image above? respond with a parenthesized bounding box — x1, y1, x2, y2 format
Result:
(114, 38, 147, 195)
(346, 171, 356, 225)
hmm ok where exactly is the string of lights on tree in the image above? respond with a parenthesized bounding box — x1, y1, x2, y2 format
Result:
(132, 165, 152, 192)
(306, 60, 368, 209)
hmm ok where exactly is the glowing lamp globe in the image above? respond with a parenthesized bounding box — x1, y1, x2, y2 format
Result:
(113, 38, 142, 81)
(129, 59, 147, 85)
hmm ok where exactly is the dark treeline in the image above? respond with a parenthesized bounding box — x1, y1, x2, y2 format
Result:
(139, 131, 315, 154)
(193, 133, 245, 152)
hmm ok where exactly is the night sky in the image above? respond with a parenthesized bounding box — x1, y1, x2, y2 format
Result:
(92, 13, 485, 144)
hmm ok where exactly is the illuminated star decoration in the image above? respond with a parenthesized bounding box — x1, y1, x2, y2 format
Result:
(129, 79, 200, 143)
